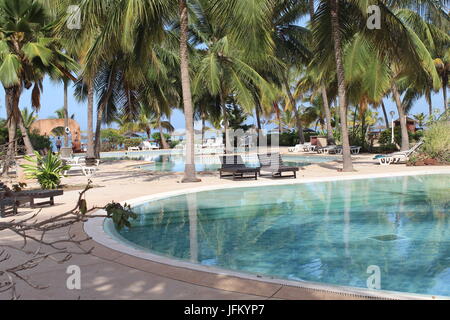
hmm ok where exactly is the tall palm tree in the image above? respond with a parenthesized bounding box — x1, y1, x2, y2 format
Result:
(313, 0, 442, 161)
(271, 0, 311, 144)
(117, 109, 174, 143)
(328, 0, 353, 171)
(179, 0, 200, 181)
(0, 0, 76, 155)
(191, 1, 275, 153)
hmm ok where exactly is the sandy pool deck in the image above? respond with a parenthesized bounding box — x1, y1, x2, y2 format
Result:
(1, 151, 449, 300)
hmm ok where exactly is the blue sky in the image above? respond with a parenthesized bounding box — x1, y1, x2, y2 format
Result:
(0, 77, 446, 132)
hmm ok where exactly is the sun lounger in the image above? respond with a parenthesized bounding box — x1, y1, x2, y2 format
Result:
(377, 139, 424, 165)
(288, 144, 302, 152)
(326, 146, 362, 155)
(257, 153, 299, 178)
(140, 141, 159, 150)
(304, 144, 317, 152)
(219, 155, 260, 180)
(63, 157, 100, 176)
(317, 145, 339, 154)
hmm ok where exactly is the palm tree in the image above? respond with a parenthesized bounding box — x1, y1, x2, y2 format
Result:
(117, 109, 174, 144)
(413, 112, 427, 128)
(191, 1, 275, 153)
(328, 0, 353, 171)
(313, 0, 442, 160)
(296, 68, 336, 143)
(179, 0, 200, 182)
(271, 0, 311, 144)
(394, 7, 450, 114)
(0, 0, 76, 155)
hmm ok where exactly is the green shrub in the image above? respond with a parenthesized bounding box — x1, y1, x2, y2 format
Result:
(373, 143, 398, 154)
(29, 133, 52, 152)
(21, 152, 70, 190)
(0, 122, 51, 153)
(101, 129, 125, 151)
(411, 130, 424, 142)
(151, 132, 171, 146)
(379, 128, 401, 146)
(169, 140, 180, 149)
(268, 131, 318, 146)
(421, 122, 450, 163)
(379, 127, 421, 147)
(0, 120, 8, 145)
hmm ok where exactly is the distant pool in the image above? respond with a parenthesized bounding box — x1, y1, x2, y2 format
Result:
(101, 152, 339, 172)
(105, 174, 450, 297)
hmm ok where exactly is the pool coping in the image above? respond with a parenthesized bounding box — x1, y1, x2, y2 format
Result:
(83, 169, 450, 300)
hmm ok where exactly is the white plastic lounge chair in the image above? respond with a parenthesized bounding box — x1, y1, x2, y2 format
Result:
(317, 145, 339, 154)
(140, 141, 159, 150)
(330, 146, 362, 155)
(64, 157, 100, 176)
(288, 144, 309, 153)
(303, 143, 316, 152)
(377, 139, 424, 166)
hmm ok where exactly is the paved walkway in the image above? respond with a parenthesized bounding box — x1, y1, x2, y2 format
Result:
(1, 153, 448, 300)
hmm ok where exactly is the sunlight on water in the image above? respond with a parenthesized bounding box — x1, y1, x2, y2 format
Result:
(106, 174, 450, 296)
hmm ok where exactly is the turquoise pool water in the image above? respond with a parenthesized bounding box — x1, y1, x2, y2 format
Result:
(109, 154, 338, 172)
(106, 174, 450, 297)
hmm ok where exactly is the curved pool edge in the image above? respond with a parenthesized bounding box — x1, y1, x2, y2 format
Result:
(84, 169, 450, 300)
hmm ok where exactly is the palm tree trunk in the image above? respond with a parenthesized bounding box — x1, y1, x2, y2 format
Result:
(255, 104, 262, 147)
(352, 105, 358, 136)
(180, 0, 200, 182)
(283, 76, 305, 144)
(321, 86, 334, 143)
(63, 81, 69, 148)
(391, 83, 410, 151)
(201, 115, 206, 145)
(443, 83, 448, 112)
(5, 88, 17, 158)
(309, 0, 315, 18)
(255, 104, 262, 131)
(330, 0, 353, 172)
(274, 103, 282, 135)
(8, 86, 34, 155)
(220, 93, 231, 153)
(86, 83, 95, 159)
(94, 103, 104, 158)
(381, 100, 390, 129)
(158, 121, 170, 149)
(425, 89, 433, 117)
(18, 114, 34, 155)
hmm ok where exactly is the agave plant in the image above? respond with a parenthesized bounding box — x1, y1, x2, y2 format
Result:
(21, 152, 71, 190)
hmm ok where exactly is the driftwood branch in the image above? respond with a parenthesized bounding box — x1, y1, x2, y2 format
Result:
(0, 181, 127, 300)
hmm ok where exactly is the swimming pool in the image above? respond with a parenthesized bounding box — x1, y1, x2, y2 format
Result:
(102, 153, 339, 172)
(104, 174, 450, 297)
